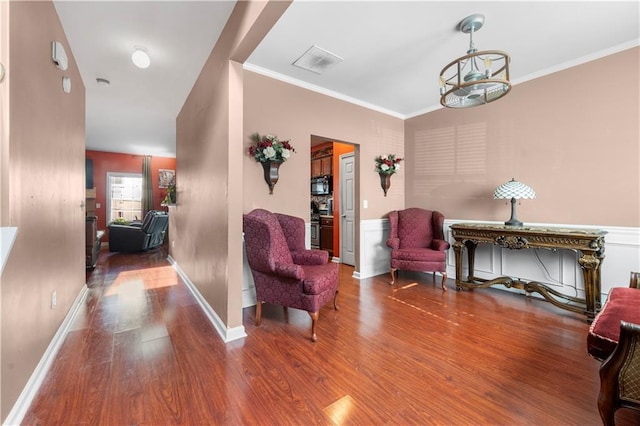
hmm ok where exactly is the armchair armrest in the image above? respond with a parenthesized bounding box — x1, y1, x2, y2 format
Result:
(275, 263, 305, 280)
(431, 239, 450, 251)
(386, 238, 400, 249)
(108, 224, 148, 252)
(291, 249, 329, 265)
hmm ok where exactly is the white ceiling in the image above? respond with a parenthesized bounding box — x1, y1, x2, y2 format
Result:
(54, 1, 640, 158)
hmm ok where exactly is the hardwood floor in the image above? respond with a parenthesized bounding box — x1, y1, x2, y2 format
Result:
(23, 248, 639, 425)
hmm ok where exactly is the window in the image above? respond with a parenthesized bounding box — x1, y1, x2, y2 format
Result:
(107, 172, 143, 223)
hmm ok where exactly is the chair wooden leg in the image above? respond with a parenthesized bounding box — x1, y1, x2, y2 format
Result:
(333, 290, 339, 311)
(441, 272, 448, 291)
(308, 311, 319, 342)
(255, 301, 262, 326)
(389, 268, 397, 286)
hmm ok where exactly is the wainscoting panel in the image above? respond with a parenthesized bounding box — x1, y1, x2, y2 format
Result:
(358, 219, 391, 279)
(444, 220, 640, 300)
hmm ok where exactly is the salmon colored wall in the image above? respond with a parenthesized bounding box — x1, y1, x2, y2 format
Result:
(405, 47, 640, 228)
(244, 71, 405, 223)
(85, 150, 176, 230)
(175, 1, 290, 331)
(1, 1, 85, 420)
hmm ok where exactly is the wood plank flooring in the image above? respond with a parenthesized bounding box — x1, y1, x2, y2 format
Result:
(23, 248, 639, 425)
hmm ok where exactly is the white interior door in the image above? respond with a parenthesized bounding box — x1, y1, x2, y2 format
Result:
(340, 153, 355, 266)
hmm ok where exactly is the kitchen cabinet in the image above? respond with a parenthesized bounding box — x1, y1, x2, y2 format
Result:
(320, 216, 333, 257)
(311, 156, 332, 177)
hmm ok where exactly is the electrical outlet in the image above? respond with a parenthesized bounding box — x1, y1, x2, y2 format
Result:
(51, 290, 56, 309)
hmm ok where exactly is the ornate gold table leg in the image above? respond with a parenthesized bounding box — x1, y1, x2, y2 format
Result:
(453, 241, 464, 290)
(465, 240, 477, 282)
(579, 252, 603, 321)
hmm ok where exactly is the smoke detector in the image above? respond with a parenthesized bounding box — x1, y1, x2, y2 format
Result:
(293, 45, 343, 75)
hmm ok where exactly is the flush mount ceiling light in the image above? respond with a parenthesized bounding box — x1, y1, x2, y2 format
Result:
(131, 46, 150, 69)
(439, 14, 511, 108)
(293, 45, 343, 75)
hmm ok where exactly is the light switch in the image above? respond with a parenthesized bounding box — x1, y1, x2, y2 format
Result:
(363, 200, 368, 209)
(96, 203, 101, 208)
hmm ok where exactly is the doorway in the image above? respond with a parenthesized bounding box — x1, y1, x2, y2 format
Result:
(310, 136, 357, 268)
(340, 153, 355, 266)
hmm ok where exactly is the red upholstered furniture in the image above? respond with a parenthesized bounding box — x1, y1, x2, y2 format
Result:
(386, 208, 450, 290)
(588, 272, 640, 424)
(243, 209, 339, 342)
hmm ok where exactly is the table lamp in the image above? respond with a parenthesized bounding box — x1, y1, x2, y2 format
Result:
(493, 178, 536, 226)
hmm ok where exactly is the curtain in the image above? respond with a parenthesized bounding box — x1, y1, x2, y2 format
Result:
(142, 155, 153, 215)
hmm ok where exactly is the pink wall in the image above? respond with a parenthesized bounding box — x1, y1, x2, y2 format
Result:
(1, 1, 86, 419)
(243, 71, 405, 222)
(405, 47, 640, 228)
(85, 150, 176, 231)
(175, 1, 291, 330)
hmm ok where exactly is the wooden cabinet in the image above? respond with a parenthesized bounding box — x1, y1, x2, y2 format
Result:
(311, 156, 332, 177)
(320, 216, 333, 257)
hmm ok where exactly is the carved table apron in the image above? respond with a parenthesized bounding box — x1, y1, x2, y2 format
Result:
(450, 223, 607, 322)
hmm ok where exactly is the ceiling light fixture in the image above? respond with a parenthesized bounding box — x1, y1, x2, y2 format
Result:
(439, 14, 511, 108)
(131, 46, 150, 69)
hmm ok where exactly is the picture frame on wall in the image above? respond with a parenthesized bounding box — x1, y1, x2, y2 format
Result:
(159, 169, 175, 188)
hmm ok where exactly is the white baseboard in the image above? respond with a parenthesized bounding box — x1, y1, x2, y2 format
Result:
(168, 256, 247, 343)
(4, 284, 89, 426)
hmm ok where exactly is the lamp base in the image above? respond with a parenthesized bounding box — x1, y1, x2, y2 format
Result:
(504, 197, 524, 227)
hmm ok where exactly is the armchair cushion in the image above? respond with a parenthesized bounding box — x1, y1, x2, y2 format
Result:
(301, 263, 339, 295)
(588, 287, 640, 361)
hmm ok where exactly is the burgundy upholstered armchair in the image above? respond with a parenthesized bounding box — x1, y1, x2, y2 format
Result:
(386, 208, 450, 290)
(243, 209, 339, 342)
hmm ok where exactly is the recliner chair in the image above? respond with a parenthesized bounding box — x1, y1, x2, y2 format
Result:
(108, 210, 168, 253)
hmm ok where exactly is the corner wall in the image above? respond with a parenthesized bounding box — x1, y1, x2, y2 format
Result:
(174, 1, 291, 335)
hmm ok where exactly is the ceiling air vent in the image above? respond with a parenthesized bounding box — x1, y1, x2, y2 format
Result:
(292, 45, 343, 75)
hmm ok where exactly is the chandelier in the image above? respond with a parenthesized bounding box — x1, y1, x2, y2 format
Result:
(439, 14, 511, 108)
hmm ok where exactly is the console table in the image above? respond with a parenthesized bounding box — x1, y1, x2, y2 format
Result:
(450, 223, 607, 321)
